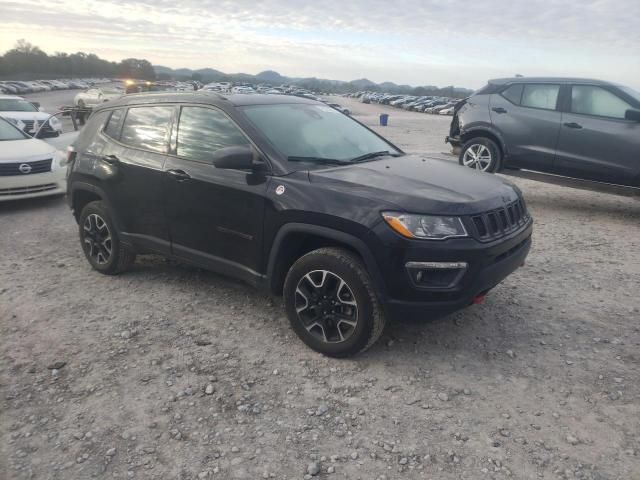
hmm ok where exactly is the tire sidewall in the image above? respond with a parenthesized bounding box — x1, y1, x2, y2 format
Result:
(283, 251, 375, 357)
(78, 201, 122, 274)
(459, 137, 501, 173)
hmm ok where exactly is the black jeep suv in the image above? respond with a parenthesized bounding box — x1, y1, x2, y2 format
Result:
(67, 92, 532, 356)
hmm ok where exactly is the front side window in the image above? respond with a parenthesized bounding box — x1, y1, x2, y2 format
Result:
(120, 106, 173, 153)
(521, 84, 560, 110)
(571, 85, 631, 119)
(176, 106, 249, 162)
(103, 108, 124, 139)
(501, 84, 523, 105)
(242, 103, 400, 167)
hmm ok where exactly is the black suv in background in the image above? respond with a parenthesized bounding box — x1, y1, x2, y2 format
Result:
(447, 77, 640, 187)
(67, 92, 532, 356)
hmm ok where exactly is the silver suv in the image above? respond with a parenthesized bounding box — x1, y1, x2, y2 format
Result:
(447, 77, 640, 187)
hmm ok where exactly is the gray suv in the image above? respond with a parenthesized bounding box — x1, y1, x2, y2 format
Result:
(447, 77, 640, 187)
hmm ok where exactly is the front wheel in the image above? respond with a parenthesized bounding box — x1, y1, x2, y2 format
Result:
(283, 247, 386, 357)
(459, 137, 502, 172)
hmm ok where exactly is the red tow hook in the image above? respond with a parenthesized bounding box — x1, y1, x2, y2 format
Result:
(472, 294, 486, 305)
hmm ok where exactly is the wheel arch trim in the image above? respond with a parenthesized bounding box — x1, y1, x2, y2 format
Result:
(266, 223, 387, 298)
(461, 125, 509, 159)
(69, 182, 125, 233)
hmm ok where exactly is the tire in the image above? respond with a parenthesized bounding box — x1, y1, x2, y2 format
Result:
(283, 247, 386, 357)
(78, 201, 135, 275)
(459, 137, 502, 173)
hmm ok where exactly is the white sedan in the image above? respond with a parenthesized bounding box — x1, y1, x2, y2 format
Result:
(74, 87, 123, 108)
(0, 95, 63, 137)
(0, 116, 67, 201)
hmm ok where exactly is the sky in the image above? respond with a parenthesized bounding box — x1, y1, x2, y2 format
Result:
(1, 0, 639, 89)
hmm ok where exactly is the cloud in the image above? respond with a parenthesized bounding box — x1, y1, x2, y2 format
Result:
(1, 0, 639, 88)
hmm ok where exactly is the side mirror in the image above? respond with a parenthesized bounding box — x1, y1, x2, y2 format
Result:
(212, 145, 256, 169)
(31, 102, 40, 110)
(625, 109, 640, 122)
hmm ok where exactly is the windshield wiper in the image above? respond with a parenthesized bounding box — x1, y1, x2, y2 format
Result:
(349, 150, 400, 163)
(287, 156, 350, 165)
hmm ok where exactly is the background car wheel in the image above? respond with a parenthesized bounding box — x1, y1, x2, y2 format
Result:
(283, 247, 386, 357)
(459, 137, 502, 173)
(79, 201, 135, 275)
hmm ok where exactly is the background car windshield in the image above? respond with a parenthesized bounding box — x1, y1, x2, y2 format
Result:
(0, 99, 38, 112)
(242, 104, 399, 163)
(0, 117, 28, 140)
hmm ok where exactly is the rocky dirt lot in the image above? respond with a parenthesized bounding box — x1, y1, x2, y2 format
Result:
(1, 96, 639, 480)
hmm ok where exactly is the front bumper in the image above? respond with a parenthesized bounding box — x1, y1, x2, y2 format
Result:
(0, 168, 66, 201)
(368, 221, 533, 321)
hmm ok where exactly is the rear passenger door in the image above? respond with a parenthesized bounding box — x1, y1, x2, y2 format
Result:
(555, 84, 639, 186)
(163, 105, 269, 282)
(100, 105, 175, 253)
(490, 83, 563, 171)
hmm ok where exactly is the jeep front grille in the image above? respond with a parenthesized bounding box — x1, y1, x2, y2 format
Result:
(470, 199, 530, 241)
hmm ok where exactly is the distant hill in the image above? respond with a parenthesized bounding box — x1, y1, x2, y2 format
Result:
(153, 65, 473, 97)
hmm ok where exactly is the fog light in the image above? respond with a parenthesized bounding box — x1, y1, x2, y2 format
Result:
(406, 261, 468, 289)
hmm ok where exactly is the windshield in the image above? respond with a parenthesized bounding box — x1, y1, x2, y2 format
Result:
(242, 103, 400, 167)
(0, 117, 29, 140)
(619, 86, 640, 104)
(0, 99, 38, 112)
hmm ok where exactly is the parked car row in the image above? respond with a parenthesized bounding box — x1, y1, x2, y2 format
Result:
(347, 91, 461, 115)
(0, 78, 111, 95)
(201, 82, 351, 114)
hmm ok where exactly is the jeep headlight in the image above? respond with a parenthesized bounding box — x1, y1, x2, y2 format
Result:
(382, 212, 467, 240)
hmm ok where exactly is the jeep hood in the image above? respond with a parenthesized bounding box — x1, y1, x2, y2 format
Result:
(308, 155, 520, 215)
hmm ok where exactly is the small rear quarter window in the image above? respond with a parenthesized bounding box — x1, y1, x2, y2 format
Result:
(500, 84, 523, 105)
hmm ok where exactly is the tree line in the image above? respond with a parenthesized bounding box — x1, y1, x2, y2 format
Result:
(0, 40, 156, 80)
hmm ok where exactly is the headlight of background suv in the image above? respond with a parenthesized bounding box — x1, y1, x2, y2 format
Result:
(48, 116, 61, 129)
(382, 212, 467, 240)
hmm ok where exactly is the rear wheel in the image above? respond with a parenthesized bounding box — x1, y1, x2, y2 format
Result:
(283, 247, 385, 357)
(79, 201, 135, 275)
(459, 137, 501, 172)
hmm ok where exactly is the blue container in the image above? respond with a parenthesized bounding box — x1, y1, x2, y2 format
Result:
(379, 113, 389, 126)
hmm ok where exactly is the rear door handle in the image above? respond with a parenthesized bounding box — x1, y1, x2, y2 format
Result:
(563, 122, 583, 129)
(492, 107, 507, 114)
(166, 169, 191, 181)
(101, 154, 119, 165)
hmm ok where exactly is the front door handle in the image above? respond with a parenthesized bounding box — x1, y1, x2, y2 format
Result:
(101, 154, 119, 165)
(166, 169, 191, 181)
(492, 107, 507, 114)
(563, 122, 583, 129)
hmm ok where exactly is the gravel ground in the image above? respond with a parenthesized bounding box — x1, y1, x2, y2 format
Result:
(1, 94, 639, 480)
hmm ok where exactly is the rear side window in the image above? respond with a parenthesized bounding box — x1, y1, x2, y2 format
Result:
(571, 85, 631, 119)
(521, 84, 560, 110)
(103, 108, 124, 139)
(73, 110, 110, 152)
(176, 106, 249, 162)
(121, 106, 173, 153)
(500, 84, 523, 105)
